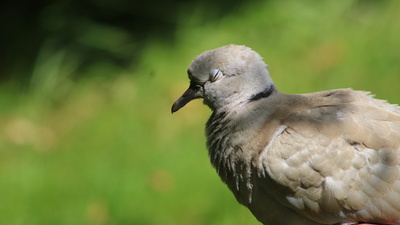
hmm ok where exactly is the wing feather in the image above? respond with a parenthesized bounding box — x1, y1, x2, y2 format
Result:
(259, 89, 400, 224)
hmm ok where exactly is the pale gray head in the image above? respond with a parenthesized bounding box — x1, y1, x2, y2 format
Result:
(172, 44, 277, 113)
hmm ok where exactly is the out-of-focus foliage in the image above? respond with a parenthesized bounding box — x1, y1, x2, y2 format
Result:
(0, 0, 400, 225)
(0, 0, 249, 85)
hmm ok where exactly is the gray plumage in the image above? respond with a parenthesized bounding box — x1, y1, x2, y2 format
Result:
(172, 45, 400, 225)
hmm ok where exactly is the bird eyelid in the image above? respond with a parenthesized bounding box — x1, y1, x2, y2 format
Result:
(209, 68, 224, 82)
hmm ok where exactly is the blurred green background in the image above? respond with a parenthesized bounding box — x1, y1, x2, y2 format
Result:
(1, 0, 400, 224)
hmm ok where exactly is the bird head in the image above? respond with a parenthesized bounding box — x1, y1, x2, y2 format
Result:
(171, 44, 275, 113)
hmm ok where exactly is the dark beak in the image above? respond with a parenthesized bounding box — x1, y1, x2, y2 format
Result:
(171, 83, 203, 113)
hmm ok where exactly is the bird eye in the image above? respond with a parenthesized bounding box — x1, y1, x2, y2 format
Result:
(209, 69, 223, 82)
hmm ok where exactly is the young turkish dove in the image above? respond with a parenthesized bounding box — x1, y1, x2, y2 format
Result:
(171, 44, 400, 225)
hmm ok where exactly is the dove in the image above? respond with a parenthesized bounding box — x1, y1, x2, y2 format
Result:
(171, 44, 400, 225)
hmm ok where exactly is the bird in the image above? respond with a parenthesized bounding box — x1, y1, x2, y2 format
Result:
(171, 44, 400, 225)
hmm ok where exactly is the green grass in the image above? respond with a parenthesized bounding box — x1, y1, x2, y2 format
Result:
(1, 1, 400, 224)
